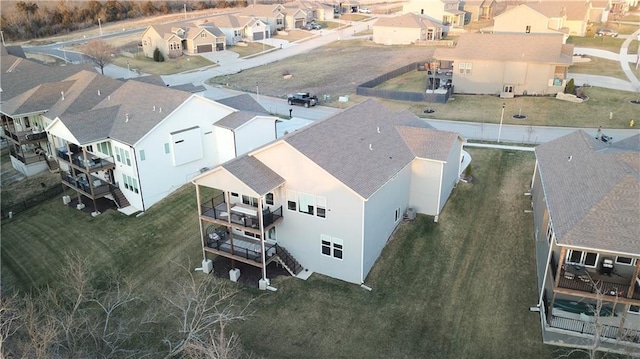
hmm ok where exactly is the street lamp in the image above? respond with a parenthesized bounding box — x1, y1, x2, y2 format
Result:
(98, 17, 103, 36)
(497, 102, 506, 143)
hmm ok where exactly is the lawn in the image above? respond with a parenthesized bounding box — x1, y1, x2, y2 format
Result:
(570, 56, 639, 81)
(1, 148, 557, 358)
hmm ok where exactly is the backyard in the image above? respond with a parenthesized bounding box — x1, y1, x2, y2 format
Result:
(1, 148, 559, 358)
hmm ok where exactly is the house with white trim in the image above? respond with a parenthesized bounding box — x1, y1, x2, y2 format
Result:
(201, 14, 271, 45)
(531, 130, 640, 352)
(36, 74, 278, 214)
(192, 100, 467, 288)
(403, 0, 466, 28)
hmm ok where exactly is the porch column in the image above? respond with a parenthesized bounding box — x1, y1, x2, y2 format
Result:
(553, 246, 567, 288)
(195, 184, 206, 260)
(225, 191, 235, 266)
(627, 260, 640, 299)
(258, 197, 267, 282)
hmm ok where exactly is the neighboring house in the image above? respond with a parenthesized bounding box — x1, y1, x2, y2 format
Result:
(403, 0, 466, 28)
(491, 3, 590, 38)
(140, 23, 225, 60)
(531, 130, 640, 352)
(202, 14, 270, 45)
(44, 81, 279, 214)
(237, 4, 287, 32)
(434, 33, 573, 97)
(373, 13, 444, 45)
(192, 100, 467, 288)
(462, 0, 496, 21)
(1, 69, 109, 176)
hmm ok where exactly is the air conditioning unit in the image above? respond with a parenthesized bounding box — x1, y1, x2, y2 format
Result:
(404, 207, 416, 221)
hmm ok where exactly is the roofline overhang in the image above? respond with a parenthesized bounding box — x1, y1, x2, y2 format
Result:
(556, 242, 640, 258)
(1, 109, 48, 118)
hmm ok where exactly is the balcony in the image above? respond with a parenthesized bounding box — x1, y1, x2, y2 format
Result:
(204, 230, 277, 266)
(2, 128, 48, 144)
(10, 148, 45, 165)
(61, 172, 113, 198)
(56, 148, 115, 172)
(549, 316, 640, 345)
(200, 194, 283, 230)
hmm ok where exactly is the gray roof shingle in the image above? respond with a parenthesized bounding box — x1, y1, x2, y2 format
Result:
(535, 131, 640, 255)
(284, 99, 454, 199)
(217, 94, 267, 113)
(223, 155, 285, 195)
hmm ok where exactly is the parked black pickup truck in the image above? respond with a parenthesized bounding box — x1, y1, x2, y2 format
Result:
(287, 92, 318, 107)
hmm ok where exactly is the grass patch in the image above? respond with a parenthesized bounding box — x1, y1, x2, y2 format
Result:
(568, 34, 627, 52)
(273, 29, 314, 42)
(2, 148, 555, 357)
(382, 87, 638, 128)
(375, 69, 427, 92)
(229, 42, 275, 58)
(570, 56, 639, 81)
(110, 54, 214, 76)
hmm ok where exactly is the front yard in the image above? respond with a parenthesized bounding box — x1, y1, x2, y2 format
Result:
(1, 148, 557, 357)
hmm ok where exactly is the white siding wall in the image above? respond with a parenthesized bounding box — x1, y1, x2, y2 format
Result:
(409, 159, 443, 215)
(439, 138, 463, 212)
(234, 118, 276, 156)
(134, 97, 235, 210)
(255, 142, 364, 284)
(493, 7, 552, 33)
(362, 164, 413, 281)
(112, 141, 143, 209)
(373, 27, 421, 45)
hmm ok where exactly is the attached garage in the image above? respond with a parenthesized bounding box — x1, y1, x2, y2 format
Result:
(295, 20, 304, 28)
(197, 44, 213, 53)
(253, 32, 264, 41)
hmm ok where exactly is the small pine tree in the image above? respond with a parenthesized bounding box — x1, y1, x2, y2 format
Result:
(153, 48, 165, 62)
(564, 78, 575, 94)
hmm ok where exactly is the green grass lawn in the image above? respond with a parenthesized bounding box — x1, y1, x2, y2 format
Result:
(2, 148, 558, 358)
(111, 54, 214, 76)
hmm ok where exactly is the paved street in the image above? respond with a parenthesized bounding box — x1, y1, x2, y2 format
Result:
(21, 18, 640, 144)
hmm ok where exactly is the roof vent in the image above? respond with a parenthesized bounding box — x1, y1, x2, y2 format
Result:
(568, 155, 572, 162)
(369, 144, 373, 151)
(153, 105, 156, 111)
(61, 91, 65, 100)
(98, 90, 101, 96)
(377, 126, 380, 134)
(125, 113, 129, 122)
(108, 95, 111, 100)
(159, 107, 162, 113)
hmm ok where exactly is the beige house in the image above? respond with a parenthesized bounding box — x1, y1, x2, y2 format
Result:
(199, 15, 270, 45)
(531, 130, 640, 353)
(403, 0, 466, 28)
(140, 23, 226, 60)
(373, 13, 444, 45)
(237, 1, 325, 32)
(491, 3, 590, 38)
(192, 100, 467, 288)
(434, 33, 574, 96)
(462, 0, 496, 21)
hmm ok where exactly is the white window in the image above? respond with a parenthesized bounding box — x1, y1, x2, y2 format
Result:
(200, 32, 207, 38)
(122, 174, 139, 194)
(321, 235, 343, 260)
(458, 62, 472, 75)
(287, 190, 297, 211)
(114, 146, 131, 166)
(525, 25, 531, 33)
(616, 256, 636, 265)
(316, 196, 326, 218)
(98, 141, 112, 156)
(265, 193, 274, 205)
(242, 195, 258, 208)
(566, 250, 598, 267)
(298, 192, 314, 215)
(139, 150, 146, 161)
(546, 221, 554, 244)
(503, 85, 514, 93)
(164, 143, 170, 154)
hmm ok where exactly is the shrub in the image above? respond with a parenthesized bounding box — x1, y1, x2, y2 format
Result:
(153, 48, 165, 62)
(564, 78, 575, 94)
(464, 164, 473, 180)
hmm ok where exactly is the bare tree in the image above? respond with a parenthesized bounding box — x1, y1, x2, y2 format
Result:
(84, 39, 116, 75)
(0, 292, 23, 358)
(161, 262, 254, 358)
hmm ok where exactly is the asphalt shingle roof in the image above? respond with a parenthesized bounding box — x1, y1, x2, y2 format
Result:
(216, 94, 267, 113)
(284, 99, 455, 199)
(223, 155, 285, 195)
(435, 33, 573, 64)
(374, 13, 442, 28)
(535, 131, 640, 255)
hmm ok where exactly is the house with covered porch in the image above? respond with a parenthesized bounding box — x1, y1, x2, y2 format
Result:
(531, 130, 640, 353)
(373, 13, 444, 45)
(192, 100, 467, 288)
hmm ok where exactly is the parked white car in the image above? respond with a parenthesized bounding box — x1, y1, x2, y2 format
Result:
(359, 7, 371, 13)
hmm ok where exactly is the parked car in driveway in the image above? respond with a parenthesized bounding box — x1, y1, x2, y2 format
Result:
(288, 92, 318, 107)
(596, 28, 618, 37)
(305, 22, 322, 30)
(359, 7, 371, 13)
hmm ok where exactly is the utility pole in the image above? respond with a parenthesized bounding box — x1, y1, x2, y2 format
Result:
(497, 103, 506, 143)
(98, 17, 103, 36)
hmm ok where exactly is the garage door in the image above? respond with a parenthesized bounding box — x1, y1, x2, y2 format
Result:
(253, 32, 264, 41)
(295, 20, 303, 28)
(197, 44, 213, 53)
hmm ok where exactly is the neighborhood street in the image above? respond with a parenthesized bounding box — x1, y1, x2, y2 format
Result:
(22, 19, 640, 145)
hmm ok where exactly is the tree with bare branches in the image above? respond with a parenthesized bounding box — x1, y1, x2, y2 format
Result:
(84, 39, 116, 75)
(161, 262, 254, 359)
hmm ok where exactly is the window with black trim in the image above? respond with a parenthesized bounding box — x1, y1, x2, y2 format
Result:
(321, 235, 343, 260)
(616, 256, 634, 265)
(266, 193, 274, 205)
(567, 250, 598, 267)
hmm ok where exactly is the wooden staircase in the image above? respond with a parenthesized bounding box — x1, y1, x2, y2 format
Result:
(110, 187, 130, 208)
(273, 244, 303, 276)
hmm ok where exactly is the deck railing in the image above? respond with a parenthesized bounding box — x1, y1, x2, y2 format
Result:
(205, 237, 277, 264)
(549, 316, 640, 344)
(56, 148, 115, 172)
(61, 172, 112, 197)
(10, 149, 44, 165)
